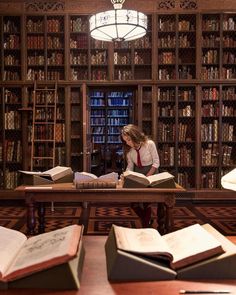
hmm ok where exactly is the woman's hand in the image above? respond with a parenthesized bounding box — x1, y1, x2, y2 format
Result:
(146, 166, 157, 177)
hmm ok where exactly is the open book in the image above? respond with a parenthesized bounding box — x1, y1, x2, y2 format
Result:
(74, 172, 119, 188)
(0, 224, 83, 282)
(113, 223, 224, 270)
(221, 168, 236, 191)
(123, 171, 175, 188)
(19, 166, 73, 182)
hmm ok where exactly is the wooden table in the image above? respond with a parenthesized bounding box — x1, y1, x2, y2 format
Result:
(2, 236, 236, 295)
(16, 183, 184, 235)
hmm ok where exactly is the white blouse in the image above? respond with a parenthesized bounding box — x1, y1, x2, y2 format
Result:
(126, 140, 160, 171)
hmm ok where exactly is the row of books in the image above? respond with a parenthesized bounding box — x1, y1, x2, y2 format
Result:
(201, 171, 217, 189)
(201, 143, 219, 166)
(201, 121, 218, 142)
(4, 55, 20, 66)
(201, 67, 219, 79)
(2, 71, 20, 81)
(26, 19, 63, 33)
(4, 140, 22, 162)
(2, 169, 19, 189)
(26, 69, 63, 81)
(4, 111, 21, 130)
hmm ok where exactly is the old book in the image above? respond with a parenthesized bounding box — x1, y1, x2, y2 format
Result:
(19, 166, 73, 183)
(0, 224, 83, 282)
(113, 223, 224, 270)
(221, 168, 236, 191)
(74, 171, 118, 189)
(123, 171, 175, 188)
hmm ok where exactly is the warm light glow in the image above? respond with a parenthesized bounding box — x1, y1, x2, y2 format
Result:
(89, 1, 147, 42)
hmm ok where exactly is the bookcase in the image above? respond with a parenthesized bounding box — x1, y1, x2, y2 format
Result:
(89, 87, 134, 175)
(0, 0, 236, 199)
(26, 15, 65, 81)
(0, 86, 23, 189)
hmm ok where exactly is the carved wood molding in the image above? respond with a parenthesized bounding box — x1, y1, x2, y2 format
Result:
(157, 0, 198, 10)
(25, 1, 65, 12)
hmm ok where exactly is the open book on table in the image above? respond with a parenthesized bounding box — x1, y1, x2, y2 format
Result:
(0, 224, 83, 282)
(74, 171, 119, 188)
(123, 170, 175, 188)
(221, 168, 236, 191)
(113, 223, 224, 270)
(19, 166, 73, 182)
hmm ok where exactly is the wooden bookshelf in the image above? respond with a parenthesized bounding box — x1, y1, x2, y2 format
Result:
(0, 0, 236, 199)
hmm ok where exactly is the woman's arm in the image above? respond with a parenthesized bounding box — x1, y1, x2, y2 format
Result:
(125, 151, 134, 171)
(146, 140, 160, 176)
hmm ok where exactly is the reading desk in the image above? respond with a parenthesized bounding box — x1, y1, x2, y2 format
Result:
(2, 236, 236, 294)
(15, 183, 184, 235)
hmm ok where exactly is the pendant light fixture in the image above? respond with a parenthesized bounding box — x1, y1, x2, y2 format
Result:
(89, 0, 147, 42)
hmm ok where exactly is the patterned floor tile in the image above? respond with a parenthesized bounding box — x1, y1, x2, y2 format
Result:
(0, 206, 26, 217)
(45, 206, 81, 217)
(173, 206, 196, 218)
(195, 206, 236, 218)
(87, 219, 142, 235)
(90, 206, 136, 218)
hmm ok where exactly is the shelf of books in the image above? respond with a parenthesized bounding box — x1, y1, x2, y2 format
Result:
(89, 88, 134, 175)
(0, 87, 22, 189)
(156, 86, 196, 189)
(157, 14, 196, 80)
(140, 86, 153, 137)
(26, 85, 66, 170)
(70, 87, 83, 171)
(69, 16, 89, 81)
(1, 16, 21, 81)
(26, 15, 65, 81)
(0, 5, 235, 197)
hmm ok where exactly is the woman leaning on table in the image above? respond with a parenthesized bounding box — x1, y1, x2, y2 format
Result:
(120, 124, 160, 227)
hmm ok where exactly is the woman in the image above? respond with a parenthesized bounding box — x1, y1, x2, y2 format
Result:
(121, 124, 160, 227)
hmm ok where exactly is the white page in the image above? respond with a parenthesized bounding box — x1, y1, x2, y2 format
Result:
(114, 225, 171, 255)
(0, 227, 27, 277)
(163, 223, 222, 266)
(5, 225, 80, 277)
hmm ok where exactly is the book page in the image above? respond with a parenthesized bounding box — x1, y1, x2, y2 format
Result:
(163, 223, 224, 269)
(43, 166, 72, 181)
(98, 172, 119, 183)
(113, 225, 173, 259)
(147, 172, 174, 184)
(4, 224, 83, 281)
(221, 168, 236, 191)
(0, 227, 27, 278)
(123, 171, 150, 186)
(74, 171, 98, 182)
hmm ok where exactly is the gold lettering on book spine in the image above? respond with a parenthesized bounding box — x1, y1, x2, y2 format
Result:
(25, 1, 65, 12)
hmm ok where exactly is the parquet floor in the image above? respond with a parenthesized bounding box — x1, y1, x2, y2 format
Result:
(0, 200, 236, 235)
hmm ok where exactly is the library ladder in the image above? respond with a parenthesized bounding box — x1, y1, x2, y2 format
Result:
(30, 81, 58, 171)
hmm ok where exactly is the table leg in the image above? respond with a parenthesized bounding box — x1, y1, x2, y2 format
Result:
(26, 199, 36, 235)
(164, 193, 175, 233)
(157, 203, 166, 234)
(38, 203, 45, 234)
